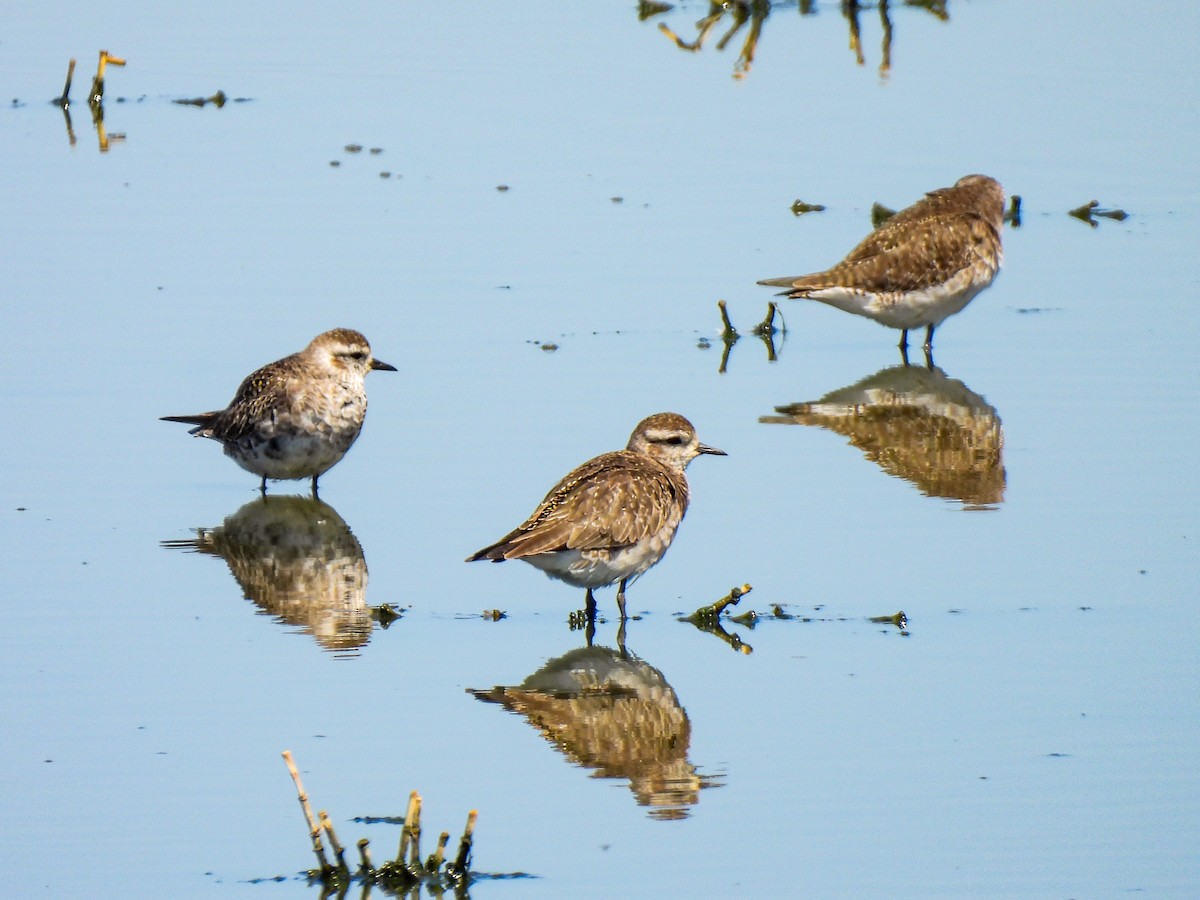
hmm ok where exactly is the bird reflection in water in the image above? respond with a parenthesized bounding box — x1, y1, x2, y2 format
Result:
(162, 495, 388, 654)
(470, 632, 719, 820)
(761, 362, 1005, 507)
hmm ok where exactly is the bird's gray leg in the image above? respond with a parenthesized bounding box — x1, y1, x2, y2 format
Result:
(922, 345, 935, 370)
(584, 588, 597, 621)
(311, 475, 320, 498)
(923, 324, 935, 350)
(899, 343, 912, 367)
(898, 328, 909, 349)
(259, 475, 268, 495)
(616, 579, 629, 621)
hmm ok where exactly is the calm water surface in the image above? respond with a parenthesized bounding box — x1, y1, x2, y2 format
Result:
(2, 1, 1197, 897)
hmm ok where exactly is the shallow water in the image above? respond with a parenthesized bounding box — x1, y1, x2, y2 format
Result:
(2, 1, 1198, 897)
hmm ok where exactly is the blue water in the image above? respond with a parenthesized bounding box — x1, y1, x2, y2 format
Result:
(2, 1, 1197, 896)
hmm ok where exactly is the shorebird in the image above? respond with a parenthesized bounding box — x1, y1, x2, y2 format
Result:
(467, 412, 726, 620)
(161, 328, 395, 493)
(758, 174, 1005, 350)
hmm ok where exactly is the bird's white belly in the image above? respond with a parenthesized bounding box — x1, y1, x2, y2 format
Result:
(521, 531, 676, 590)
(813, 266, 997, 330)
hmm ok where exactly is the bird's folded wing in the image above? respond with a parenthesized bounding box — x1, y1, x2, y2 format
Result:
(500, 455, 682, 557)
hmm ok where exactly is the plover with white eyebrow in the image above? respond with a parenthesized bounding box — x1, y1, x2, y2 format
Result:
(162, 328, 395, 494)
(467, 412, 726, 620)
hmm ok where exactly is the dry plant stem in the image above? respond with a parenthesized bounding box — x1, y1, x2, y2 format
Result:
(711, 584, 752, 616)
(753, 303, 779, 336)
(717, 300, 737, 339)
(281, 750, 333, 871)
(428, 832, 450, 870)
(60, 58, 76, 107)
(89, 50, 125, 105)
(357, 838, 373, 873)
(407, 795, 423, 867)
(396, 791, 421, 865)
(450, 810, 478, 875)
(320, 809, 349, 872)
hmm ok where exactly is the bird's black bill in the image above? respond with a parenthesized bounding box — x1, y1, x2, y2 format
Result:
(699, 443, 727, 456)
(371, 359, 398, 372)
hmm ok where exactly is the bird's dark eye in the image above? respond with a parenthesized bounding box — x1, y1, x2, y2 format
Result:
(349, 351, 366, 361)
(664, 435, 685, 445)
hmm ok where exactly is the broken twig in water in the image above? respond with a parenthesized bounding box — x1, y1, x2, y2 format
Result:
(397, 790, 421, 866)
(717, 299, 738, 340)
(752, 302, 783, 338)
(698, 584, 753, 620)
(281, 750, 333, 874)
(449, 810, 478, 878)
(680, 584, 754, 653)
(89, 50, 125, 106)
(55, 58, 76, 107)
(715, 300, 782, 372)
(319, 809, 350, 875)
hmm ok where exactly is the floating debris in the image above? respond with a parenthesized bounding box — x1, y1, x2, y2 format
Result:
(496, 184, 510, 192)
(638, 0, 674, 19)
(369, 147, 383, 154)
(344, 144, 363, 153)
(868, 610, 909, 633)
(611, 196, 624, 203)
(729, 609, 758, 627)
(790, 199, 826, 216)
(1069, 200, 1129, 227)
(871, 201, 896, 228)
(482, 609, 506, 621)
(173, 90, 227, 108)
(371, 604, 403, 627)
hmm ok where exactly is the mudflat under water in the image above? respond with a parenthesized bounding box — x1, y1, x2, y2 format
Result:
(2, 2, 1197, 897)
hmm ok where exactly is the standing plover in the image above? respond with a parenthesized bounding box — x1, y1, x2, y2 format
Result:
(467, 413, 726, 620)
(759, 174, 1005, 349)
(162, 328, 395, 493)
